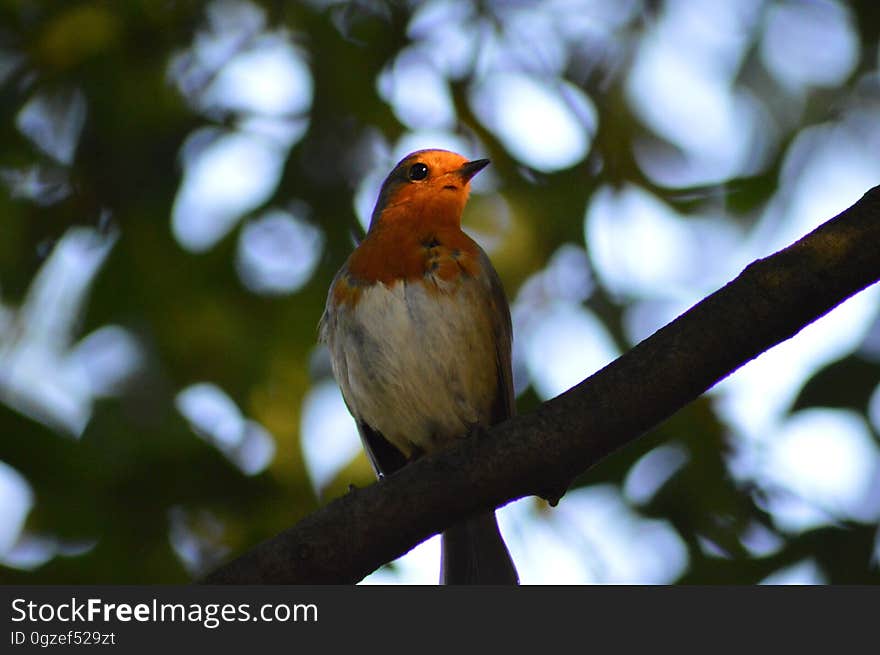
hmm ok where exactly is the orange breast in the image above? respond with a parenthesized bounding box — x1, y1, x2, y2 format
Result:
(333, 215, 481, 308)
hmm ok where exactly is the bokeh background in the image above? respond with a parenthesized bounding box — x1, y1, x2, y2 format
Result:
(1, 0, 879, 584)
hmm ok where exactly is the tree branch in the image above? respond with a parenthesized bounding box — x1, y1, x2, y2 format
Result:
(204, 185, 880, 584)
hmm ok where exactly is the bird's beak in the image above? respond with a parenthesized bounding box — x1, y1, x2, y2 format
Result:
(457, 159, 490, 182)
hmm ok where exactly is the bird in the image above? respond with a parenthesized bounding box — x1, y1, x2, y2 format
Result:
(319, 148, 519, 584)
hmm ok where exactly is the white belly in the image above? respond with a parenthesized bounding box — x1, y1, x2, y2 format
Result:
(328, 277, 499, 457)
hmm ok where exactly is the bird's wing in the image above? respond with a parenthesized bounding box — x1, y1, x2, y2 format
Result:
(477, 247, 516, 426)
(356, 420, 408, 477)
(322, 271, 409, 478)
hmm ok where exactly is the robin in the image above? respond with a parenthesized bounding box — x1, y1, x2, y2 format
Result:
(319, 149, 519, 584)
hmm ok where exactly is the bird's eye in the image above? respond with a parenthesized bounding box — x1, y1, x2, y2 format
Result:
(408, 163, 429, 181)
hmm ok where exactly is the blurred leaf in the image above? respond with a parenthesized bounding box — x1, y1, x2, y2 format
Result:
(35, 4, 122, 71)
(791, 354, 880, 413)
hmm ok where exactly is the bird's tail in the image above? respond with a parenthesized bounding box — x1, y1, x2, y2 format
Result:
(440, 511, 519, 585)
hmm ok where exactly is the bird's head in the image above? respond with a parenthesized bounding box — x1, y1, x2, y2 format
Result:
(369, 149, 490, 230)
